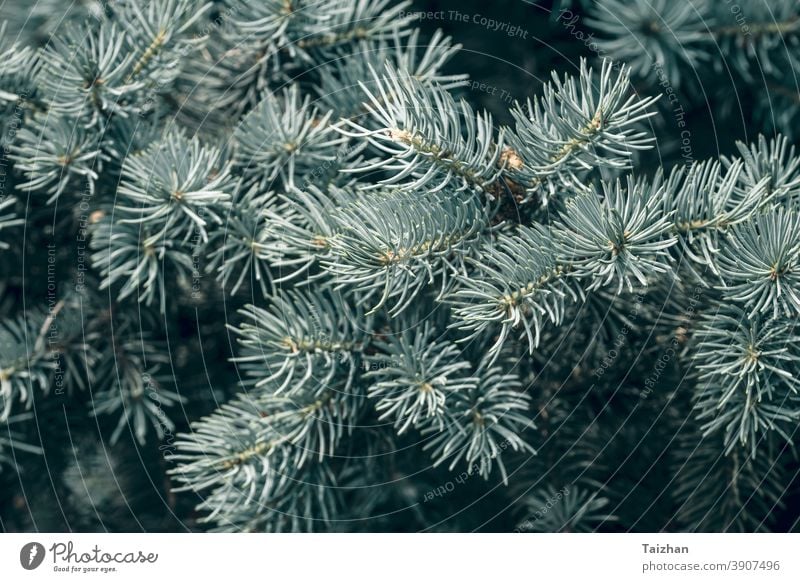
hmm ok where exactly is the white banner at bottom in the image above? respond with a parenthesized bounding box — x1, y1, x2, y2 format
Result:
(0, 533, 795, 581)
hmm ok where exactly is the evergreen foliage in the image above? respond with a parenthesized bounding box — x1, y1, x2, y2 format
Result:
(2, 0, 800, 533)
